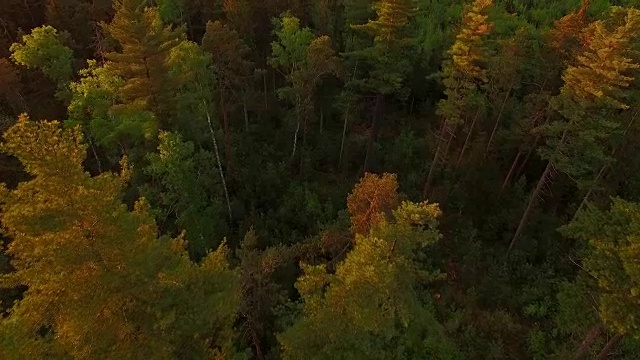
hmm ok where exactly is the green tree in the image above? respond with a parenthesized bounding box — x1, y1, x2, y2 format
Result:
(0, 116, 241, 359)
(10, 26, 74, 101)
(270, 13, 342, 166)
(423, 0, 493, 196)
(143, 131, 228, 259)
(278, 196, 459, 359)
(202, 20, 254, 172)
(102, 0, 185, 126)
(562, 198, 640, 352)
(349, 0, 418, 171)
(509, 6, 640, 254)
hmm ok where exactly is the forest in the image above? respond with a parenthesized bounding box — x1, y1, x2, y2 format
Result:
(0, 0, 640, 358)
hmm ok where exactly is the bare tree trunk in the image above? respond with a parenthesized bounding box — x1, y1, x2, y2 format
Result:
(423, 118, 448, 198)
(501, 149, 522, 193)
(263, 72, 268, 109)
(364, 94, 384, 173)
(319, 107, 324, 136)
(508, 161, 553, 255)
(291, 121, 300, 160)
(457, 110, 480, 167)
(572, 166, 606, 222)
(596, 334, 624, 360)
(291, 96, 301, 161)
(508, 129, 568, 255)
(87, 135, 102, 173)
(243, 98, 249, 132)
(219, 86, 233, 174)
(203, 101, 232, 221)
(339, 107, 349, 167)
(575, 324, 603, 360)
(484, 87, 512, 159)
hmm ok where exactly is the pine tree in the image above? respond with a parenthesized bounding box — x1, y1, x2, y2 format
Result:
(563, 198, 640, 341)
(278, 192, 459, 359)
(346, 172, 400, 236)
(349, 0, 418, 172)
(102, 0, 185, 125)
(0, 116, 240, 358)
(422, 0, 493, 197)
(509, 6, 640, 254)
(202, 20, 254, 173)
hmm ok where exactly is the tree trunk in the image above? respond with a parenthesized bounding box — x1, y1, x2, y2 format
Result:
(596, 334, 624, 360)
(339, 107, 349, 167)
(300, 102, 311, 172)
(319, 107, 324, 136)
(219, 87, 233, 175)
(575, 324, 603, 360)
(507, 160, 553, 255)
(243, 98, 249, 132)
(423, 118, 448, 198)
(484, 87, 512, 160)
(263, 72, 268, 109)
(501, 149, 522, 193)
(203, 101, 232, 221)
(457, 109, 480, 167)
(364, 94, 384, 173)
(87, 135, 102, 173)
(508, 128, 567, 255)
(572, 108, 639, 221)
(291, 96, 302, 161)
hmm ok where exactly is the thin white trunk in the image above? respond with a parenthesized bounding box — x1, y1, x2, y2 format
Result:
(203, 100, 232, 221)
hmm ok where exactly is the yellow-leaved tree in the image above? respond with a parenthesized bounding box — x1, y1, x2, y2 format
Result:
(0, 115, 243, 359)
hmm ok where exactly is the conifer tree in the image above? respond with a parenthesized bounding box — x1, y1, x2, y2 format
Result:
(346, 172, 400, 236)
(349, 0, 418, 172)
(102, 0, 185, 125)
(563, 198, 640, 342)
(0, 116, 240, 358)
(423, 0, 493, 197)
(509, 6, 640, 254)
(278, 195, 459, 359)
(202, 20, 254, 172)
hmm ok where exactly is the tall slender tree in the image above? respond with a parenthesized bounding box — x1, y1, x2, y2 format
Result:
(349, 0, 418, 172)
(422, 0, 493, 197)
(509, 6, 640, 254)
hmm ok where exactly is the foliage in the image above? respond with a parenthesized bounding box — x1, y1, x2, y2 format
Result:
(563, 198, 640, 339)
(10, 26, 74, 100)
(0, 116, 241, 358)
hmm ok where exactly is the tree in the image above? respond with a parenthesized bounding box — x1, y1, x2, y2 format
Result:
(143, 131, 229, 259)
(509, 6, 640, 254)
(278, 197, 459, 359)
(346, 172, 400, 236)
(202, 20, 254, 172)
(10, 26, 74, 101)
(270, 13, 342, 166)
(423, 0, 493, 197)
(0, 116, 241, 358)
(562, 198, 640, 347)
(349, 0, 418, 172)
(102, 0, 185, 126)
